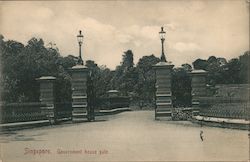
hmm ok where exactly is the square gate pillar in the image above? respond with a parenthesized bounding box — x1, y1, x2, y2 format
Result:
(70, 65, 89, 122)
(190, 70, 207, 115)
(153, 62, 174, 119)
(37, 76, 57, 124)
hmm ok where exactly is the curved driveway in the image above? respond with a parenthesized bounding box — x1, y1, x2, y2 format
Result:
(1, 111, 249, 162)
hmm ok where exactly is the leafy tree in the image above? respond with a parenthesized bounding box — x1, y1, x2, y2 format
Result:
(121, 50, 134, 70)
(222, 58, 241, 84)
(193, 58, 208, 70)
(181, 63, 192, 72)
(172, 67, 192, 107)
(193, 56, 219, 88)
(111, 50, 138, 96)
(135, 55, 160, 103)
(86, 60, 113, 98)
(191, 55, 245, 85)
(0, 36, 77, 103)
(1, 34, 248, 108)
(239, 51, 250, 83)
(1, 36, 26, 102)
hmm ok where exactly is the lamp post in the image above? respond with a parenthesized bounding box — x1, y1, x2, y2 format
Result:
(159, 27, 166, 62)
(77, 30, 84, 65)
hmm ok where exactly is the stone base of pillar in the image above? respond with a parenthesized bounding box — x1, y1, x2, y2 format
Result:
(190, 70, 208, 116)
(70, 65, 89, 122)
(153, 61, 174, 120)
(41, 103, 57, 124)
(37, 76, 57, 125)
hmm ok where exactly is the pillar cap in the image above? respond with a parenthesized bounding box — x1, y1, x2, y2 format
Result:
(69, 65, 89, 72)
(153, 61, 174, 69)
(190, 69, 207, 75)
(36, 76, 56, 81)
(107, 90, 119, 93)
(72, 65, 88, 69)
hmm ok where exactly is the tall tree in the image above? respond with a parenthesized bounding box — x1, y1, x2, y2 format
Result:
(172, 67, 192, 107)
(0, 36, 77, 103)
(121, 50, 134, 70)
(181, 63, 192, 72)
(111, 50, 137, 96)
(135, 54, 160, 102)
(86, 60, 113, 97)
(239, 51, 250, 83)
(193, 58, 208, 70)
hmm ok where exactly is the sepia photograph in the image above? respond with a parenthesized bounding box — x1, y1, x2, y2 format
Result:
(0, 0, 249, 162)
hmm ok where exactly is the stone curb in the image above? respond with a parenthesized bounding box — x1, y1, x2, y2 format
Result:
(192, 115, 250, 130)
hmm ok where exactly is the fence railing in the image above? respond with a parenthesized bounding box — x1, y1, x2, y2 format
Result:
(0, 102, 72, 124)
(199, 97, 249, 120)
(199, 96, 248, 104)
(0, 102, 46, 124)
(95, 96, 130, 110)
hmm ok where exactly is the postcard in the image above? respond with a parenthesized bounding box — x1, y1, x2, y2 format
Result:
(0, 0, 249, 162)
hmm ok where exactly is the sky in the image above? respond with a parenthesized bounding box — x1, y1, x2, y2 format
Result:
(0, 0, 249, 70)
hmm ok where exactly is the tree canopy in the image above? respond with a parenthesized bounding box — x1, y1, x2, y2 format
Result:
(1, 35, 249, 107)
(192, 53, 249, 85)
(0, 35, 77, 102)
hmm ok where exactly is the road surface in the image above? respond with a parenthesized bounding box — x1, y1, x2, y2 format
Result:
(0, 111, 249, 162)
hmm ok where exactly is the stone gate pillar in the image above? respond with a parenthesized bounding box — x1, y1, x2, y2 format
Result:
(37, 76, 57, 124)
(190, 70, 207, 115)
(70, 65, 89, 122)
(153, 62, 174, 119)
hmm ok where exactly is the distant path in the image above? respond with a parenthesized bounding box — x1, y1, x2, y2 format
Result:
(1, 111, 249, 162)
